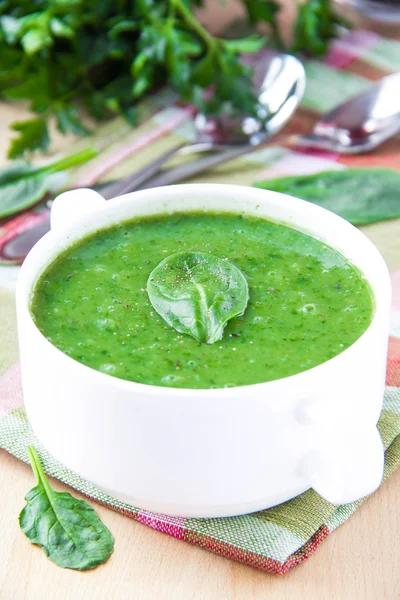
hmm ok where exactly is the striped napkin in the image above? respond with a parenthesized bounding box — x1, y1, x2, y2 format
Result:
(1, 29, 400, 574)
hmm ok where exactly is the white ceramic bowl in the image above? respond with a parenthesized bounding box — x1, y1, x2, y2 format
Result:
(16, 184, 391, 518)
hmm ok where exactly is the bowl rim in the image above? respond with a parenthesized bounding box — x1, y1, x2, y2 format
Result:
(16, 183, 392, 399)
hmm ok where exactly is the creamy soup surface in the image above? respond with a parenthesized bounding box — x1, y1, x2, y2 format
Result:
(31, 212, 373, 389)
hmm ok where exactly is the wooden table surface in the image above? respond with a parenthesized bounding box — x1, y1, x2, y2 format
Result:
(1, 2, 400, 597)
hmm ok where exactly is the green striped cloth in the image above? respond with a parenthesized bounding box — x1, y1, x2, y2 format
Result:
(0, 285, 400, 573)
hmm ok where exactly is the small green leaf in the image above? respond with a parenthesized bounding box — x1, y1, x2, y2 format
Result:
(253, 168, 400, 226)
(291, 0, 346, 57)
(223, 35, 266, 54)
(132, 74, 151, 98)
(82, 92, 110, 120)
(55, 105, 91, 136)
(191, 51, 215, 88)
(108, 20, 138, 40)
(169, 54, 191, 89)
(19, 446, 114, 571)
(120, 105, 137, 125)
(243, 0, 280, 23)
(147, 251, 249, 344)
(8, 118, 50, 158)
(21, 29, 52, 54)
(174, 31, 202, 57)
(0, 15, 22, 43)
(131, 52, 148, 77)
(50, 17, 75, 39)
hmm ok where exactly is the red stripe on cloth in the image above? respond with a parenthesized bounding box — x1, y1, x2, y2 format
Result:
(280, 525, 330, 574)
(74, 106, 195, 188)
(324, 30, 380, 69)
(136, 512, 185, 540)
(296, 147, 341, 161)
(387, 336, 400, 387)
(182, 524, 330, 574)
(0, 364, 23, 418)
(182, 529, 284, 574)
(339, 139, 400, 170)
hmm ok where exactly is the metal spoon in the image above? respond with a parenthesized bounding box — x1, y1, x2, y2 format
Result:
(110, 70, 400, 193)
(289, 71, 400, 154)
(133, 70, 400, 189)
(101, 51, 306, 198)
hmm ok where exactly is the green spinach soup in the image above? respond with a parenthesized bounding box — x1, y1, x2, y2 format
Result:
(32, 212, 373, 389)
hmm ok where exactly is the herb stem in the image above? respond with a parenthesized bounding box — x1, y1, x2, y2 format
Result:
(170, 0, 231, 75)
(27, 446, 69, 538)
(35, 147, 98, 176)
(27, 445, 53, 500)
(170, 0, 218, 52)
(27, 445, 42, 482)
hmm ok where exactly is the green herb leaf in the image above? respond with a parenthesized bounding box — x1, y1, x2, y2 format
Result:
(55, 105, 91, 137)
(253, 168, 400, 226)
(21, 28, 52, 54)
(0, 15, 22, 44)
(0, 0, 338, 156)
(19, 446, 114, 571)
(223, 34, 266, 54)
(49, 17, 75, 39)
(243, 0, 280, 24)
(243, 0, 282, 45)
(291, 0, 347, 57)
(191, 51, 216, 88)
(108, 20, 138, 40)
(147, 251, 249, 344)
(8, 118, 50, 159)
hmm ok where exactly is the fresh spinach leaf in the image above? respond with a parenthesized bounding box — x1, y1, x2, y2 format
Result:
(0, 147, 97, 218)
(147, 251, 249, 344)
(0, 160, 35, 186)
(19, 446, 114, 571)
(0, 175, 49, 219)
(254, 168, 400, 226)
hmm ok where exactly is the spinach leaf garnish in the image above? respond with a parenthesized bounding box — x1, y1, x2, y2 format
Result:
(19, 446, 114, 570)
(254, 168, 400, 226)
(147, 251, 249, 344)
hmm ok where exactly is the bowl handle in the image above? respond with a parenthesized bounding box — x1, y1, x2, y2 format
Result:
(50, 189, 106, 231)
(302, 423, 384, 505)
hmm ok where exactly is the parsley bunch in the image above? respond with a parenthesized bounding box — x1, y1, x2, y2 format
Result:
(0, 0, 341, 158)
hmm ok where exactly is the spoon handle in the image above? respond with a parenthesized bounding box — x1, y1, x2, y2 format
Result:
(100, 141, 247, 198)
(100, 142, 186, 199)
(135, 142, 269, 190)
